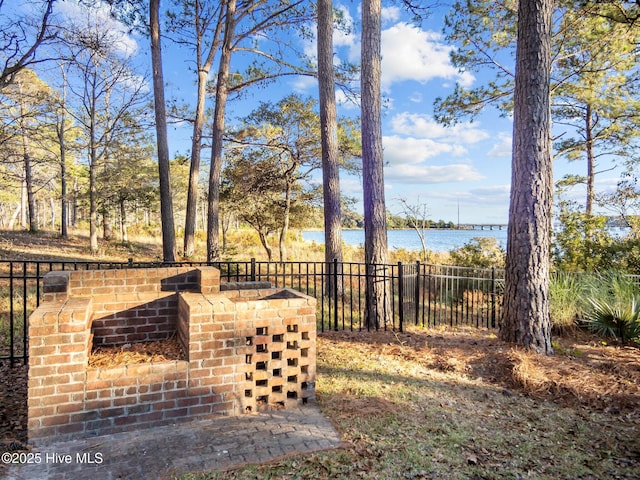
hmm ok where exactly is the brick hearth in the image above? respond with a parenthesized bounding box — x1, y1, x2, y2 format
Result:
(27, 267, 316, 445)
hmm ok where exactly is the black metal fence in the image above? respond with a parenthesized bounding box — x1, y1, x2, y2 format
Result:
(0, 259, 504, 365)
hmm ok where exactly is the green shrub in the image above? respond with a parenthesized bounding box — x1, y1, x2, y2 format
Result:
(552, 209, 613, 272)
(549, 273, 586, 333)
(552, 205, 640, 274)
(448, 237, 505, 268)
(603, 240, 640, 275)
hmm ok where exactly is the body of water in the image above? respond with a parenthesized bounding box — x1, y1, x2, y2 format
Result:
(302, 228, 509, 253)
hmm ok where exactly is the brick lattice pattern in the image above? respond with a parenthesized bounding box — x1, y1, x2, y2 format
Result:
(28, 267, 316, 445)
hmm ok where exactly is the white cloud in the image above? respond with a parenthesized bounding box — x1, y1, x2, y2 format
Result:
(381, 23, 474, 89)
(487, 132, 512, 157)
(332, 5, 360, 64)
(418, 188, 510, 224)
(468, 185, 511, 203)
(389, 112, 489, 144)
(334, 5, 357, 49)
(300, 4, 358, 72)
(383, 135, 467, 166)
(310, 11, 474, 93)
(556, 175, 620, 211)
(409, 92, 423, 103)
(56, 1, 138, 57)
(597, 176, 622, 193)
(121, 73, 149, 94)
(379, 113, 492, 185)
(337, 177, 365, 197)
(291, 75, 317, 93)
(385, 163, 484, 184)
(382, 6, 402, 23)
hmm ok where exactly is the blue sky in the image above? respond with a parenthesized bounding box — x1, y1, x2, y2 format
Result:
(49, 1, 619, 225)
(294, 3, 516, 224)
(169, 2, 517, 224)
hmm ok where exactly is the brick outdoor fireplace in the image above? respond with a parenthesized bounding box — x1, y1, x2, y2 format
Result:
(27, 267, 316, 445)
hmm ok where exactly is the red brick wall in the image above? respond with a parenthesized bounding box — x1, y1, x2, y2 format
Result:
(28, 267, 316, 445)
(90, 292, 178, 347)
(180, 288, 316, 416)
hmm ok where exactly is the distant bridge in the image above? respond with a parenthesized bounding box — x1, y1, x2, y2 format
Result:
(456, 216, 635, 231)
(457, 224, 508, 231)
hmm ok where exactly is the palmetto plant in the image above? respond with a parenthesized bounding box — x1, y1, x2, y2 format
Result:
(584, 274, 640, 343)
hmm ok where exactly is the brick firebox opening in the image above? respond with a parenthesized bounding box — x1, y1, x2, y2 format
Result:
(28, 267, 316, 446)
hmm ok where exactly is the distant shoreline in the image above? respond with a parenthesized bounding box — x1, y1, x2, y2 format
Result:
(302, 229, 509, 253)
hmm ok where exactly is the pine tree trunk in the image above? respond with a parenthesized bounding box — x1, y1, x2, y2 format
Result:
(71, 177, 78, 228)
(88, 77, 99, 255)
(585, 103, 595, 217)
(89, 158, 99, 254)
(49, 197, 55, 229)
(184, 68, 208, 258)
(58, 66, 69, 238)
(258, 229, 273, 262)
(19, 94, 36, 232)
(207, 0, 236, 262)
(23, 152, 37, 233)
(318, 0, 344, 297)
(361, 0, 389, 329)
(103, 201, 113, 241)
(221, 212, 230, 255)
(9, 202, 20, 230)
(150, 0, 177, 262)
(120, 200, 128, 243)
(20, 179, 27, 229)
(279, 182, 291, 263)
(181, 0, 223, 258)
(500, 0, 554, 354)
(59, 119, 68, 238)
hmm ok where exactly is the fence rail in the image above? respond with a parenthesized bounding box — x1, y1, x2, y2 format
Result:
(0, 259, 504, 365)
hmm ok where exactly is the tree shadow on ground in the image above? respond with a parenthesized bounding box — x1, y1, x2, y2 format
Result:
(318, 327, 640, 414)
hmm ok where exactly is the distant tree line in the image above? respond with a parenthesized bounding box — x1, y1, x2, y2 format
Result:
(337, 210, 455, 230)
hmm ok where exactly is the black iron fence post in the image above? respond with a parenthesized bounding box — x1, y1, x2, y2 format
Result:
(250, 258, 256, 282)
(364, 263, 371, 330)
(414, 261, 421, 326)
(9, 262, 14, 367)
(333, 258, 339, 331)
(398, 261, 404, 332)
(320, 261, 326, 332)
(491, 267, 496, 328)
(22, 261, 27, 366)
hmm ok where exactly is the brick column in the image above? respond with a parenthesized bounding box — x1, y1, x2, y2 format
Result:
(28, 296, 92, 443)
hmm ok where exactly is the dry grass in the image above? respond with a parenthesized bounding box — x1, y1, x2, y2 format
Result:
(180, 327, 640, 480)
(0, 229, 162, 262)
(508, 340, 640, 413)
(0, 228, 456, 264)
(88, 337, 186, 368)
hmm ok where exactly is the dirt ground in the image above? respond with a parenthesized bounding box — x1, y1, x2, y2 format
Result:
(1, 327, 638, 455)
(319, 327, 640, 414)
(0, 229, 160, 262)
